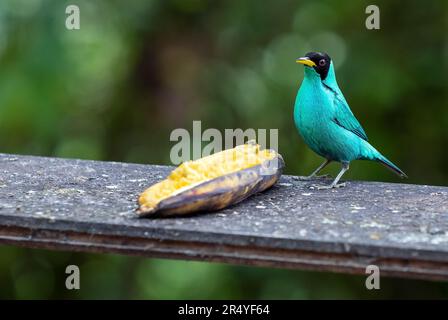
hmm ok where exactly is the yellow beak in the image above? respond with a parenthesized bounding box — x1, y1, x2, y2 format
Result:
(296, 57, 316, 67)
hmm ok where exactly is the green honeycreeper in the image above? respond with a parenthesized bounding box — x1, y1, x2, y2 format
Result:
(294, 52, 406, 189)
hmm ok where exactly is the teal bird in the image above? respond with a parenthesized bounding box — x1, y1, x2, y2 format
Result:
(294, 52, 406, 189)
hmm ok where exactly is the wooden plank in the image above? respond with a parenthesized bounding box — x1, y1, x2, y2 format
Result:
(1, 153, 448, 280)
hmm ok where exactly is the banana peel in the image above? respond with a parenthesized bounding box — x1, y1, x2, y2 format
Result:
(137, 142, 284, 217)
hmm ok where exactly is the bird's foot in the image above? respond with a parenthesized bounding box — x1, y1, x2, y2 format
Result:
(311, 182, 346, 190)
(294, 174, 332, 181)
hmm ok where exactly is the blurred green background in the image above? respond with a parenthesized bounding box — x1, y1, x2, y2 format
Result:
(0, 0, 447, 298)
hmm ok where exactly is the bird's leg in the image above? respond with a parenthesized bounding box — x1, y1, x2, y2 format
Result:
(315, 162, 349, 190)
(295, 159, 332, 181)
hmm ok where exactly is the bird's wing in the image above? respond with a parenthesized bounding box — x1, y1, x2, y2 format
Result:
(331, 92, 368, 141)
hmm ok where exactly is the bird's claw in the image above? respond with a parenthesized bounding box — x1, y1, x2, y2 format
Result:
(315, 174, 332, 179)
(311, 182, 346, 190)
(294, 174, 332, 181)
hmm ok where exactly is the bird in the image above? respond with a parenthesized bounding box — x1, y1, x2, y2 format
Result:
(294, 52, 406, 189)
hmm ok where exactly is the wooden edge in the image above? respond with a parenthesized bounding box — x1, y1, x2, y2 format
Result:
(1, 224, 447, 281)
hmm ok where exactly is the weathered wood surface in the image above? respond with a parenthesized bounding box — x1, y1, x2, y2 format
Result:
(1, 153, 448, 280)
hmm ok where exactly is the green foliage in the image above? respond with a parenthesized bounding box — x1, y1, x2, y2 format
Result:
(0, 0, 447, 298)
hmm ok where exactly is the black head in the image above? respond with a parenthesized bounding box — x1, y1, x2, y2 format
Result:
(296, 52, 331, 80)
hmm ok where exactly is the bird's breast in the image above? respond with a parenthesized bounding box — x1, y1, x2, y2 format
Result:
(295, 83, 331, 131)
(294, 81, 335, 157)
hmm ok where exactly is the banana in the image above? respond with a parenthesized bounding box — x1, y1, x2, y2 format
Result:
(137, 142, 284, 217)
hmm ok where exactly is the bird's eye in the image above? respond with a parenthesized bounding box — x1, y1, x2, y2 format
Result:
(319, 59, 326, 66)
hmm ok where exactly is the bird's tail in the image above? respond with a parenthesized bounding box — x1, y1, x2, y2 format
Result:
(375, 154, 407, 178)
(361, 141, 407, 178)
